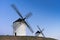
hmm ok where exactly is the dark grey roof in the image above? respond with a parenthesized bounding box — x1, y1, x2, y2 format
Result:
(13, 18, 22, 23)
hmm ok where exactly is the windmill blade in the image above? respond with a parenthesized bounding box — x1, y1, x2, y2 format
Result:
(37, 25, 44, 32)
(41, 31, 45, 37)
(11, 4, 23, 19)
(24, 21, 34, 33)
(24, 12, 32, 19)
(41, 33, 45, 40)
(40, 29, 44, 33)
(37, 25, 42, 31)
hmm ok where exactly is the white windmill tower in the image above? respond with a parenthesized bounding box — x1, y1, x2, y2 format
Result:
(11, 4, 34, 36)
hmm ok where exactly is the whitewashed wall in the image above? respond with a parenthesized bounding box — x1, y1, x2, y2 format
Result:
(13, 22, 26, 36)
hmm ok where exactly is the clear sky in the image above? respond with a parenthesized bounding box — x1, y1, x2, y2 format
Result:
(0, 0, 60, 40)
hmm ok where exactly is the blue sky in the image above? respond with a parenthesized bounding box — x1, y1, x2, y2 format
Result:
(0, 0, 60, 40)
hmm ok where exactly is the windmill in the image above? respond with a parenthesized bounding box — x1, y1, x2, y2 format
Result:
(35, 25, 45, 39)
(11, 4, 34, 36)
